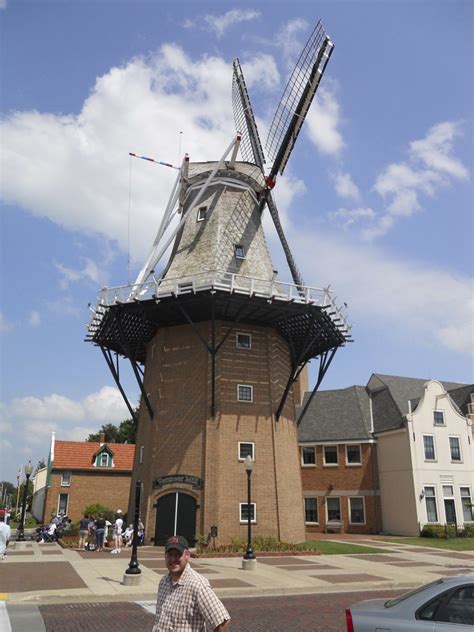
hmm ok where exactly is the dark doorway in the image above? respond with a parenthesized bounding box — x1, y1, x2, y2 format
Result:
(154, 492, 197, 546)
(444, 499, 457, 524)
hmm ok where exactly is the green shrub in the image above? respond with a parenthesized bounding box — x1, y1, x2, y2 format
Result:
(420, 524, 464, 539)
(462, 524, 474, 537)
(83, 503, 115, 522)
(196, 535, 305, 554)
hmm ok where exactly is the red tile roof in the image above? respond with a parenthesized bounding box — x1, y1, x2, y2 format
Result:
(53, 440, 135, 471)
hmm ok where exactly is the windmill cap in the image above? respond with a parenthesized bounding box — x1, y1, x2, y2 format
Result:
(165, 535, 189, 553)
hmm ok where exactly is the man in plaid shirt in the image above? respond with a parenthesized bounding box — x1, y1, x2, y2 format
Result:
(153, 535, 231, 631)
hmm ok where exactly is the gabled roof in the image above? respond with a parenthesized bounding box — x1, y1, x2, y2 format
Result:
(367, 374, 469, 432)
(53, 440, 135, 471)
(297, 385, 372, 443)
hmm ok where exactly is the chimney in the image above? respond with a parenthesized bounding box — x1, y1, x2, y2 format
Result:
(99, 432, 106, 445)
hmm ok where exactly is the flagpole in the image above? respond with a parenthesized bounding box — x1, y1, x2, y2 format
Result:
(15, 467, 22, 517)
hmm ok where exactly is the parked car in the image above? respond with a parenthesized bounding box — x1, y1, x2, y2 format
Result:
(346, 573, 474, 631)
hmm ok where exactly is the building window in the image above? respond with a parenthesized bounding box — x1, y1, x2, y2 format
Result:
(449, 436, 462, 462)
(443, 485, 457, 524)
(349, 497, 365, 524)
(238, 442, 254, 461)
(197, 206, 207, 221)
(423, 435, 436, 461)
(239, 503, 256, 523)
(424, 486, 438, 523)
(236, 333, 251, 349)
(234, 244, 246, 259)
(433, 410, 445, 426)
(304, 498, 318, 524)
(460, 487, 473, 522)
(237, 384, 253, 402)
(139, 445, 145, 464)
(57, 493, 69, 516)
(61, 471, 71, 487)
(326, 497, 341, 522)
(301, 446, 316, 466)
(346, 444, 361, 465)
(323, 445, 338, 466)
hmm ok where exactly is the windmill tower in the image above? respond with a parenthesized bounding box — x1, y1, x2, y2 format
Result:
(87, 21, 351, 546)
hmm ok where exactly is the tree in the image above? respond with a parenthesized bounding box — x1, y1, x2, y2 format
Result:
(86, 412, 137, 444)
(0, 481, 16, 508)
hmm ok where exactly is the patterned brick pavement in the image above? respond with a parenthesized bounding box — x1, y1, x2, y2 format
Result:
(37, 590, 405, 632)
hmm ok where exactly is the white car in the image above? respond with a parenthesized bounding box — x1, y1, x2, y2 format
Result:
(346, 573, 474, 631)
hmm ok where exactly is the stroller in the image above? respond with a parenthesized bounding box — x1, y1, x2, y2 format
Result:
(36, 524, 59, 543)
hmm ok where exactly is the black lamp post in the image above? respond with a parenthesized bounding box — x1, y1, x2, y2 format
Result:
(125, 480, 142, 576)
(17, 461, 33, 541)
(243, 455, 255, 561)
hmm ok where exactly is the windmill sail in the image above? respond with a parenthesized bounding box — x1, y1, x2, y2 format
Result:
(265, 20, 334, 178)
(232, 59, 305, 288)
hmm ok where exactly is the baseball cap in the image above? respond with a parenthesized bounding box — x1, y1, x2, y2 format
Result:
(165, 535, 189, 553)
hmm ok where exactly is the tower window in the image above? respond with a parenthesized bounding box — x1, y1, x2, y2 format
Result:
(236, 333, 251, 349)
(238, 442, 254, 460)
(197, 207, 207, 221)
(234, 244, 246, 259)
(237, 384, 253, 402)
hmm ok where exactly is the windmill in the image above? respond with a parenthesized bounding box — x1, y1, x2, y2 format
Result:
(87, 20, 351, 546)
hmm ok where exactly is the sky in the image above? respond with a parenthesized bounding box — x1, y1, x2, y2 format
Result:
(1, 0, 473, 484)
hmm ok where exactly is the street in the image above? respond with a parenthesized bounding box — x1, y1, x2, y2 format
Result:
(35, 590, 403, 632)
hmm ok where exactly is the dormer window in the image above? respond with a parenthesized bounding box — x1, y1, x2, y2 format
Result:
(234, 244, 246, 259)
(197, 207, 207, 222)
(95, 448, 113, 467)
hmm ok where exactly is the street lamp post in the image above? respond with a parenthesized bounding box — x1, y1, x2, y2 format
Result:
(17, 461, 33, 541)
(242, 455, 256, 569)
(123, 480, 142, 586)
(125, 480, 142, 576)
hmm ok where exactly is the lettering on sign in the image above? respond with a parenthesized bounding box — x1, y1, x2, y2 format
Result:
(153, 475, 203, 489)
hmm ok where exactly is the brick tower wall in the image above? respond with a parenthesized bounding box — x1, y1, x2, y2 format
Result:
(130, 320, 306, 545)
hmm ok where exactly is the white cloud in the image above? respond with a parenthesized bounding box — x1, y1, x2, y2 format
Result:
(0, 0, 7, 9)
(366, 121, 469, 238)
(83, 386, 132, 422)
(2, 45, 268, 263)
(275, 18, 309, 66)
(29, 311, 41, 327)
(0, 312, 13, 332)
(6, 386, 131, 425)
(333, 172, 360, 201)
(329, 207, 375, 229)
(204, 9, 261, 38)
(54, 257, 103, 289)
(294, 229, 474, 356)
(10, 394, 84, 421)
(410, 121, 469, 180)
(305, 84, 344, 156)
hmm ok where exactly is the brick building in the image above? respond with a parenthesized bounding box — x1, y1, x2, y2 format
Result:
(298, 385, 380, 535)
(298, 374, 473, 536)
(42, 432, 135, 522)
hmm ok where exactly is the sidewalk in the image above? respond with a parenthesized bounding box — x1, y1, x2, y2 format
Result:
(1, 536, 473, 605)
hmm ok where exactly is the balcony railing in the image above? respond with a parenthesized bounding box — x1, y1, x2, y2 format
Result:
(87, 270, 351, 337)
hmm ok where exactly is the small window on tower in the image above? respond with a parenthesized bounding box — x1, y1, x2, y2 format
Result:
(237, 384, 253, 402)
(236, 333, 251, 349)
(197, 207, 207, 221)
(234, 244, 246, 259)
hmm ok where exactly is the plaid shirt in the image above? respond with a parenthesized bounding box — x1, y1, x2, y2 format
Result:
(153, 563, 230, 631)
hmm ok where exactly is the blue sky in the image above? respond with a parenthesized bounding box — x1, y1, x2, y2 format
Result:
(1, 0, 473, 483)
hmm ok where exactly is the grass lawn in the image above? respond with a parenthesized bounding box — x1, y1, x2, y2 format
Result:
(382, 537, 474, 551)
(302, 541, 393, 555)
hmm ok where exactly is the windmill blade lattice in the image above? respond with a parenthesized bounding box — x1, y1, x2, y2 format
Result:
(265, 20, 334, 177)
(232, 58, 266, 167)
(233, 57, 305, 288)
